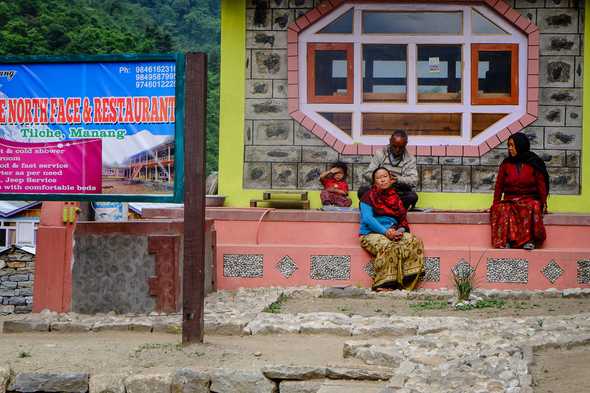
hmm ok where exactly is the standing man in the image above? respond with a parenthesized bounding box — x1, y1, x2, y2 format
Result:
(358, 130, 419, 209)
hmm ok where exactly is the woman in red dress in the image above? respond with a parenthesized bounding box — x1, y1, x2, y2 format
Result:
(490, 132, 550, 250)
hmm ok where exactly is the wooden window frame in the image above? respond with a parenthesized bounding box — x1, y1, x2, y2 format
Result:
(471, 43, 518, 105)
(307, 43, 354, 104)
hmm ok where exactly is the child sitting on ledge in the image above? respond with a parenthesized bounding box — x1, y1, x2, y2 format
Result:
(319, 162, 352, 208)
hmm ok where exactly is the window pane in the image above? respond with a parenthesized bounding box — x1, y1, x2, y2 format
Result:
(0, 229, 6, 247)
(315, 50, 349, 97)
(472, 113, 507, 138)
(472, 10, 508, 35)
(363, 113, 461, 136)
(363, 11, 462, 34)
(417, 45, 462, 103)
(318, 112, 353, 136)
(319, 9, 353, 34)
(478, 51, 511, 96)
(363, 44, 407, 102)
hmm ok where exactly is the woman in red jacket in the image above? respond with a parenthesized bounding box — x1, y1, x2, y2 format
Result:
(490, 132, 550, 250)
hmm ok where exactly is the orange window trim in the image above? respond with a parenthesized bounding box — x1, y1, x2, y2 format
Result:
(471, 43, 519, 105)
(307, 43, 354, 104)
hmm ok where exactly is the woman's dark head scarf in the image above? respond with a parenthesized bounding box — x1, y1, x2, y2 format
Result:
(505, 132, 550, 193)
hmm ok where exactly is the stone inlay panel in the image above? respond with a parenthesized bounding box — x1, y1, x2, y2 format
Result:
(310, 255, 351, 280)
(452, 259, 475, 279)
(223, 254, 264, 278)
(487, 258, 529, 283)
(423, 257, 441, 282)
(577, 260, 590, 284)
(276, 256, 298, 278)
(364, 261, 375, 278)
(541, 259, 564, 284)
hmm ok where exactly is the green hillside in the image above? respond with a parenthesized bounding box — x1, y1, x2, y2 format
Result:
(0, 0, 220, 173)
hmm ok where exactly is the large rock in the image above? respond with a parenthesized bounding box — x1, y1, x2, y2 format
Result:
(171, 368, 210, 393)
(51, 322, 92, 333)
(9, 372, 89, 393)
(3, 320, 50, 333)
(89, 374, 126, 393)
(125, 374, 172, 393)
(210, 369, 276, 393)
(279, 380, 324, 393)
(0, 364, 10, 393)
(325, 367, 394, 381)
(262, 366, 327, 380)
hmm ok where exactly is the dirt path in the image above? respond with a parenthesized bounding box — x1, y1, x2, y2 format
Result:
(531, 345, 590, 393)
(0, 332, 364, 374)
(280, 296, 590, 318)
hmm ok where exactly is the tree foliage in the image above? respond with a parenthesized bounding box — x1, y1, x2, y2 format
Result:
(0, 0, 220, 173)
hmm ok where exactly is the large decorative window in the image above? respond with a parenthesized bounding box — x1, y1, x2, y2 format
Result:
(290, 2, 536, 150)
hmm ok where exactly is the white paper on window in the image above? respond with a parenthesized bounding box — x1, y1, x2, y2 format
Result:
(332, 60, 347, 78)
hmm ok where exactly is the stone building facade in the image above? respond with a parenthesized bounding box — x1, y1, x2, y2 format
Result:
(242, 0, 583, 195)
(0, 247, 34, 315)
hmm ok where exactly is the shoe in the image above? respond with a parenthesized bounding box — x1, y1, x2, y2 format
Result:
(523, 242, 535, 250)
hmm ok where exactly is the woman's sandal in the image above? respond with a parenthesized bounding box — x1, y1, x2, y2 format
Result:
(523, 242, 535, 250)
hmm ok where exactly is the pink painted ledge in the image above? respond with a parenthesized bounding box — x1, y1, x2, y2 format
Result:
(134, 208, 590, 228)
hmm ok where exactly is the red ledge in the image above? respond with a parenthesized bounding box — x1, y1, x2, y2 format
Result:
(342, 144, 358, 155)
(357, 144, 373, 155)
(478, 143, 491, 155)
(287, 29, 298, 44)
(312, 124, 327, 139)
(504, 8, 521, 23)
(291, 111, 305, 123)
(302, 116, 315, 130)
(306, 8, 322, 24)
(288, 43, 298, 57)
(463, 146, 479, 157)
(484, 0, 500, 6)
(329, 0, 345, 6)
(431, 146, 446, 156)
(527, 101, 539, 116)
(323, 133, 337, 147)
(287, 84, 299, 99)
(494, 1, 510, 15)
(317, 1, 335, 15)
(288, 99, 298, 114)
(287, 56, 298, 72)
(520, 113, 537, 127)
(497, 128, 511, 141)
(295, 14, 311, 30)
(406, 145, 417, 155)
(417, 146, 432, 156)
(527, 60, 539, 75)
(486, 135, 502, 149)
(515, 16, 532, 32)
(288, 71, 299, 84)
(203, 208, 590, 227)
(507, 121, 523, 134)
(528, 30, 540, 46)
(446, 145, 463, 157)
(333, 140, 346, 153)
(288, 24, 301, 33)
(371, 145, 383, 154)
(528, 46, 539, 60)
(528, 75, 539, 88)
(525, 23, 539, 34)
(527, 87, 539, 101)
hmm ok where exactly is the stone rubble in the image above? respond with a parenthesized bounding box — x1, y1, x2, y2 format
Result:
(1, 287, 590, 392)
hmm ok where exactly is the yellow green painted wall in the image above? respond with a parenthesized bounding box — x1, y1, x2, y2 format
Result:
(218, 0, 590, 212)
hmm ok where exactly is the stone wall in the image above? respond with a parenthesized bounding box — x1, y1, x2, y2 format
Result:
(0, 247, 34, 315)
(243, 0, 584, 194)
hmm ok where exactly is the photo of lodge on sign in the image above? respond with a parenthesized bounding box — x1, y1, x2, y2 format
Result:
(0, 56, 182, 201)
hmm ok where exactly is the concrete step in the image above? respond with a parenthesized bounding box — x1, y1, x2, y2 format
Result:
(317, 381, 385, 393)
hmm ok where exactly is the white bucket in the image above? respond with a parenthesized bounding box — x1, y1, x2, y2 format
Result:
(93, 202, 129, 222)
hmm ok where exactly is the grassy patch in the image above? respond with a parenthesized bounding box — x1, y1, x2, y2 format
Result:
(410, 300, 448, 311)
(455, 299, 506, 311)
(263, 293, 288, 313)
(18, 351, 31, 358)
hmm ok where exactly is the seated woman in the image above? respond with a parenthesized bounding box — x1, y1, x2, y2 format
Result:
(359, 167, 424, 291)
(490, 132, 550, 250)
